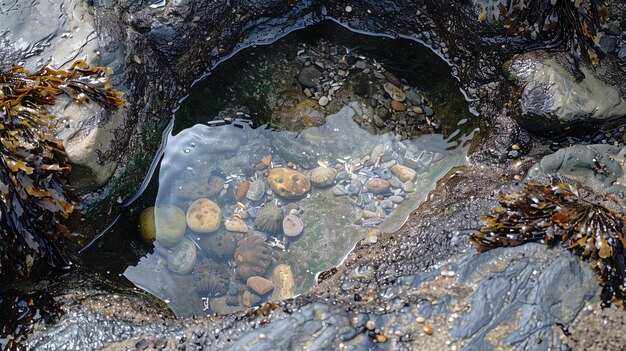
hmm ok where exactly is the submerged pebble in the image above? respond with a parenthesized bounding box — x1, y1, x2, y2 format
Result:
(283, 214, 304, 237)
(246, 180, 266, 201)
(310, 166, 337, 187)
(166, 237, 197, 275)
(186, 198, 222, 233)
(254, 204, 284, 234)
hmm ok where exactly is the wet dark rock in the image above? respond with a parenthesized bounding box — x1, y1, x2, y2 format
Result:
(504, 52, 626, 135)
(297, 66, 322, 88)
(600, 35, 618, 54)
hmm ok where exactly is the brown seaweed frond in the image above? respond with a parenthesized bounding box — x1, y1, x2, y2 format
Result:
(0, 60, 125, 279)
(471, 182, 626, 305)
(474, 0, 608, 78)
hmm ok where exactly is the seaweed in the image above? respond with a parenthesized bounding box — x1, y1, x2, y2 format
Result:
(0, 60, 125, 280)
(471, 182, 626, 306)
(474, 0, 608, 79)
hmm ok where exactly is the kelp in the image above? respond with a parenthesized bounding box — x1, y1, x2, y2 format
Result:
(474, 0, 608, 79)
(0, 60, 125, 280)
(471, 182, 626, 306)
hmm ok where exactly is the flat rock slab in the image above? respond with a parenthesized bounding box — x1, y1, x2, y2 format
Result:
(528, 144, 626, 195)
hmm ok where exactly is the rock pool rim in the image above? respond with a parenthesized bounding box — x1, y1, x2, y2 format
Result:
(78, 18, 480, 254)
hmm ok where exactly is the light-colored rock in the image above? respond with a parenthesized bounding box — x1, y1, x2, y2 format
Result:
(271, 264, 295, 301)
(318, 96, 329, 106)
(383, 83, 406, 102)
(390, 164, 416, 182)
(247, 276, 274, 295)
(224, 218, 249, 233)
(186, 198, 222, 233)
(283, 214, 304, 237)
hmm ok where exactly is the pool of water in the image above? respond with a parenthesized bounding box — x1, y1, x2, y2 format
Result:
(80, 21, 478, 317)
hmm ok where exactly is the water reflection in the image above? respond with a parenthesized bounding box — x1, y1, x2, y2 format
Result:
(124, 104, 474, 317)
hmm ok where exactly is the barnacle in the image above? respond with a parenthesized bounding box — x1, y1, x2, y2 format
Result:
(0, 60, 125, 279)
(471, 182, 626, 306)
(474, 0, 608, 78)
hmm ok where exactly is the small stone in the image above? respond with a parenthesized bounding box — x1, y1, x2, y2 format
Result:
(186, 198, 222, 233)
(246, 179, 266, 201)
(423, 106, 434, 116)
(365, 320, 376, 331)
(383, 71, 401, 87)
(242, 291, 261, 307)
(355, 61, 366, 69)
(247, 276, 274, 295)
(402, 181, 414, 193)
(365, 178, 390, 194)
(405, 89, 423, 105)
(310, 166, 337, 187)
(411, 106, 423, 114)
(381, 199, 393, 209)
(236, 180, 250, 201)
(383, 83, 406, 102)
(511, 144, 521, 150)
(423, 325, 433, 335)
(318, 96, 329, 106)
(271, 264, 295, 301)
(138, 207, 157, 244)
(166, 238, 197, 275)
(416, 316, 426, 323)
(345, 5, 352, 12)
(375, 334, 388, 343)
(388, 176, 402, 188)
(361, 210, 382, 219)
(391, 101, 407, 112)
(224, 218, 249, 233)
(373, 114, 385, 127)
(389, 195, 404, 204)
(370, 144, 384, 160)
(298, 66, 322, 87)
(283, 214, 304, 237)
(390, 164, 416, 182)
(332, 185, 348, 196)
(303, 88, 312, 97)
(268, 168, 311, 199)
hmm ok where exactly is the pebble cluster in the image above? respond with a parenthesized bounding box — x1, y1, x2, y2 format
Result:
(138, 133, 445, 314)
(294, 39, 440, 139)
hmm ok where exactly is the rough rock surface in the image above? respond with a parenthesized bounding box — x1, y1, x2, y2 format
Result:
(505, 52, 626, 134)
(528, 144, 626, 194)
